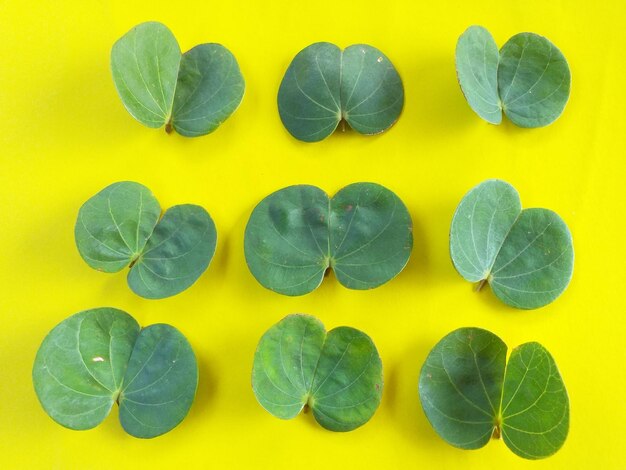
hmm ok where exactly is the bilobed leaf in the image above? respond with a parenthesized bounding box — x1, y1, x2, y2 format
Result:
(111, 22, 245, 136)
(418, 327, 569, 459)
(128, 204, 217, 299)
(76, 182, 217, 299)
(455, 26, 502, 124)
(119, 324, 198, 438)
(111, 22, 181, 128)
(33, 308, 198, 438)
(244, 183, 412, 295)
(449, 179, 574, 309)
(499, 33, 571, 128)
(252, 314, 383, 432)
(75, 181, 161, 272)
(171, 43, 245, 137)
(278, 42, 403, 142)
(455, 26, 570, 128)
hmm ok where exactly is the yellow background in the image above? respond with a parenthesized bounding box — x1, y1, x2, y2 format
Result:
(1, 0, 624, 468)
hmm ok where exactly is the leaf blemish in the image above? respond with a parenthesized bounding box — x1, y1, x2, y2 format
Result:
(92, 356, 105, 362)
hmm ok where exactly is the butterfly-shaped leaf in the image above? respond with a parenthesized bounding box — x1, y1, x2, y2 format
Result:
(76, 182, 217, 299)
(111, 22, 244, 137)
(252, 314, 383, 432)
(456, 26, 570, 127)
(244, 182, 412, 295)
(449, 179, 574, 309)
(419, 327, 569, 459)
(33, 308, 198, 438)
(278, 42, 404, 142)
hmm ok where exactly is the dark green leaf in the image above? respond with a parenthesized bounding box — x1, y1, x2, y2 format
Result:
(499, 33, 571, 128)
(450, 179, 574, 309)
(111, 22, 181, 128)
(171, 43, 245, 137)
(252, 314, 383, 432)
(33, 308, 198, 438)
(455, 26, 502, 124)
(244, 183, 412, 295)
(501, 342, 569, 459)
(418, 328, 506, 449)
(119, 324, 198, 438)
(128, 204, 217, 299)
(418, 327, 569, 459)
(278, 42, 403, 142)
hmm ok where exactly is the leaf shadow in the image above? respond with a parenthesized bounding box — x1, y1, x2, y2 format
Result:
(187, 352, 217, 423)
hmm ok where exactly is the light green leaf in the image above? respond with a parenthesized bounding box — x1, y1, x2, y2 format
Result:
(450, 179, 574, 309)
(499, 33, 571, 128)
(278, 42, 403, 142)
(111, 22, 244, 136)
(33, 308, 198, 438)
(418, 327, 569, 459)
(455, 26, 502, 124)
(244, 183, 412, 295)
(76, 182, 217, 298)
(171, 44, 245, 137)
(252, 314, 383, 432)
(75, 181, 161, 273)
(119, 324, 198, 438)
(455, 26, 570, 128)
(111, 22, 181, 128)
(128, 204, 217, 299)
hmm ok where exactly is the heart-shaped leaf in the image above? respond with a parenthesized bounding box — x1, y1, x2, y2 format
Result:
(456, 26, 570, 128)
(33, 308, 198, 438)
(76, 182, 217, 299)
(244, 182, 412, 295)
(252, 314, 383, 432)
(111, 22, 244, 137)
(418, 327, 569, 459)
(450, 179, 574, 309)
(278, 42, 404, 142)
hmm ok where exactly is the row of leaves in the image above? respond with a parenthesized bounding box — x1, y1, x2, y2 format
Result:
(77, 179, 574, 310)
(112, 22, 571, 140)
(33, 310, 569, 460)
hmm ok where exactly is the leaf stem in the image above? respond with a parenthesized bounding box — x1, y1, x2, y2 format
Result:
(475, 278, 487, 292)
(165, 119, 173, 134)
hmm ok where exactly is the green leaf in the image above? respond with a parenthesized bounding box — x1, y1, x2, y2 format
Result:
(76, 182, 217, 299)
(278, 42, 403, 142)
(455, 26, 502, 124)
(450, 179, 574, 309)
(418, 327, 569, 459)
(171, 44, 245, 137)
(111, 22, 181, 128)
(455, 26, 570, 128)
(33, 308, 198, 438)
(128, 204, 217, 299)
(111, 22, 244, 136)
(119, 324, 198, 438)
(244, 183, 412, 295)
(252, 314, 383, 432)
(498, 33, 571, 128)
(501, 342, 569, 459)
(75, 181, 161, 273)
